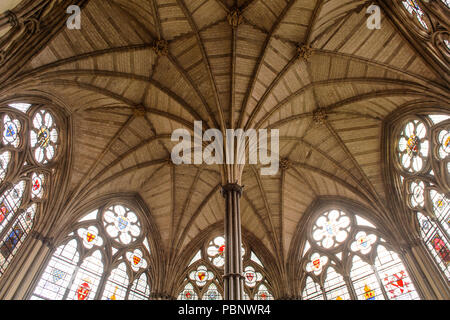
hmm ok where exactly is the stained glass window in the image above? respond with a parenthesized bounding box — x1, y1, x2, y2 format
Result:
(323, 267, 350, 300)
(203, 283, 222, 300)
(178, 282, 198, 300)
(417, 213, 450, 279)
(402, 0, 429, 30)
(8, 103, 31, 113)
(29, 204, 152, 300)
(396, 114, 450, 281)
(179, 235, 272, 300)
(302, 277, 323, 300)
(0, 151, 11, 183)
(312, 210, 351, 248)
(0, 104, 61, 279)
(398, 119, 428, 172)
(301, 208, 419, 300)
(30, 109, 58, 164)
(255, 284, 274, 300)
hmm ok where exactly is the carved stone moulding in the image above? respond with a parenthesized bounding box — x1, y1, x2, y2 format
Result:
(227, 8, 243, 28)
(296, 43, 314, 62)
(152, 39, 169, 56)
(312, 108, 328, 125)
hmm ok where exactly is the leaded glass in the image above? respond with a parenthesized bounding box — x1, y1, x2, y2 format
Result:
(398, 120, 428, 172)
(0, 181, 25, 235)
(30, 204, 152, 300)
(0, 204, 36, 274)
(437, 129, 450, 160)
(402, 0, 429, 29)
(350, 231, 377, 255)
(244, 266, 263, 287)
(178, 283, 198, 300)
(31, 173, 45, 199)
(8, 103, 31, 113)
(323, 267, 350, 300)
(302, 277, 323, 300)
(67, 250, 104, 300)
(3, 115, 21, 148)
(396, 113, 450, 282)
(189, 265, 214, 287)
(207, 236, 225, 268)
(301, 206, 420, 300)
(430, 190, 449, 236)
(30, 239, 79, 300)
(30, 109, 58, 164)
(129, 273, 151, 300)
(126, 249, 148, 272)
(189, 250, 202, 266)
(375, 246, 419, 300)
(203, 283, 222, 300)
(418, 212, 450, 279)
(102, 262, 129, 300)
(312, 210, 350, 248)
(103, 205, 141, 244)
(305, 252, 328, 275)
(350, 256, 384, 300)
(0, 151, 10, 182)
(409, 181, 425, 208)
(255, 284, 273, 300)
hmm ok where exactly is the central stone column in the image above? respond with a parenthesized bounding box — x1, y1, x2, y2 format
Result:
(221, 183, 244, 300)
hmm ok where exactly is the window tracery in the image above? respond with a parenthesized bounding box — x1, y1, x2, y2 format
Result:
(402, 0, 429, 30)
(29, 204, 152, 300)
(396, 114, 450, 281)
(178, 235, 273, 300)
(300, 209, 419, 300)
(0, 103, 61, 278)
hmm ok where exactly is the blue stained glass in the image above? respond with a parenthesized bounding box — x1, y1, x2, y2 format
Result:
(6, 125, 15, 137)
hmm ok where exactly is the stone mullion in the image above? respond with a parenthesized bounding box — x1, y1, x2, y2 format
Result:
(371, 264, 390, 300)
(343, 275, 357, 300)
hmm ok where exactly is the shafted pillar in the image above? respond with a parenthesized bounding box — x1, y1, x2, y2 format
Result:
(221, 183, 244, 300)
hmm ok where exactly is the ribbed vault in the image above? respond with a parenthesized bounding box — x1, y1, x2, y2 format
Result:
(1, 0, 449, 295)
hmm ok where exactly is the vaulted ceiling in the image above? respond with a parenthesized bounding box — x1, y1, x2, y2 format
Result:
(1, 0, 449, 268)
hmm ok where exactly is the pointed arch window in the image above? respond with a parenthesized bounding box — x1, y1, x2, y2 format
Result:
(300, 209, 420, 300)
(178, 235, 273, 300)
(401, 0, 429, 30)
(0, 103, 61, 278)
(29, 204, 152, 300)
(395, 114, 450, 281)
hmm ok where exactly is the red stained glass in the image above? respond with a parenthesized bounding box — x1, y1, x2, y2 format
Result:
(86, 232, 96, 243)
(77, 281, 91, 300)
(197, 272, 206, 281)
(407, 135, 419, 156)
(383, 271, 411, 299)
(32, 179, 40, 191)
(431, 235, 450, 264)
(0, 203, 8, 223)
(133, 255, 141, 266)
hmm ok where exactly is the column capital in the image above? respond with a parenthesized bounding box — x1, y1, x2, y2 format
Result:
(30, 230, 55, 250)
(221, 183, 243, 198)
